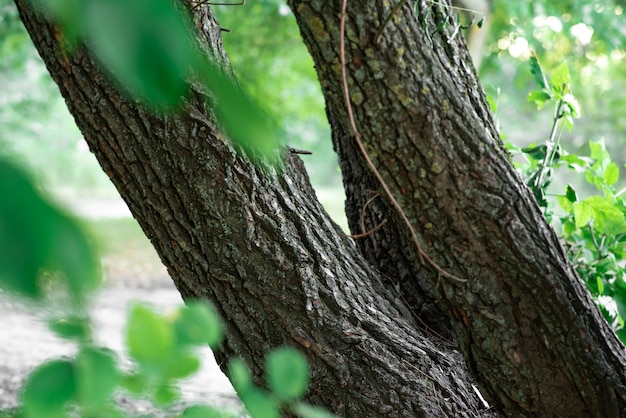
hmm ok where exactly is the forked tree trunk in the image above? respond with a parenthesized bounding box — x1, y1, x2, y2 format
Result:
(288, 0, 626, 416)
(14, 0, 626, 416)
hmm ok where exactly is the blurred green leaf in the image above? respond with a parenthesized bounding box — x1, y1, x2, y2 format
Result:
(120, 373, 145, 395)
(266, 347, 309, 401)
(0, 159, 100, 300)
(126, 304, 175, 364)
(48, 316, 90, 341)
(614, 281, 626, 324)
(198, 63, 279, 163)
(561, 154, 589, 171)
(32, 0, 83, 44)
(20, 359, 76, 417)
(154, 383, 179, 405)
(291, 402, 337, 418)
(83, 0, 198, 108)
(174, 301, 223, 348)
(76, 346, 119, 409)
(181, 405, 230, 418)
(596, 276, 605, 295)
(165, 352, 200, 379)
(240, 388, 279, 418)
(228, 358, 253, 394)
(589, 140, 607, 163)
(33, 0, 280, 163)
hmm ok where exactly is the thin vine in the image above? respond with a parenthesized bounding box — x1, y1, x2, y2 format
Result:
(339, 0, 465, 283)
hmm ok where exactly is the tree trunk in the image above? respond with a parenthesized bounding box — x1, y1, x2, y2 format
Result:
(288, 0, 626, 416)
(14, 1, 491, 416)
(13, 0, 626, 417)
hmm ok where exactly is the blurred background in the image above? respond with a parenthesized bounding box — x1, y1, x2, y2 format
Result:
(1, 0, 625, 249)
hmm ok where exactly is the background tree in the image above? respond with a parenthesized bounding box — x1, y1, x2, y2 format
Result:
(9, 0, 626, 416)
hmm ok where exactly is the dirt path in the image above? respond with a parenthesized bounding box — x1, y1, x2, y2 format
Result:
(0, 284, 242, 416)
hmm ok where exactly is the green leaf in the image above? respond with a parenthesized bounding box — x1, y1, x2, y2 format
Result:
(565, 184, 578, 203)
(562, 219, 576, 236)
(529, 52, 549, 91)
(589, 140, 607, 163)
(0, 159, 100, 300)
(180, 405, 229, 418)
(120, 373, 145, 395)
(561, 154, 590, 171)
(165, 352, 200, 379)
(551, 62, 571, 94)
(0, 160, 55, 298)
(597, 276, 605, 295)
(48, 316, 90, 341)
(76, 346, 120, 409)
(613, 281, 626, 323)
(557, 195, 573, 213)
(174, 301, 223, 348)
(48, 215, 101, 299)
(126, 304, 175, 364)
(485, 93, 497, 114)
(20, 360, 77, 417)
(521, 144, 548, 161)
(32, 0, 83, 44)
(240, 388, 279, 418)
(604, 162, 619, 186)
(154, 383, 179, 405)
(198, 62, 279, 163)
(527, 90, 551, 109)
(83, 0, 199, 108)
(266, 347, 309, 401)
(573, 201, 593, 229)
(228, 358, 253, 394)
(291, 402, 337, 418)
(587, 197, 626, 235)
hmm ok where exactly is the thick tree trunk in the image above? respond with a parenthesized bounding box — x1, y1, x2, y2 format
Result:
(14, 0, 626, 416)
(288, 0, 626, 416)
(15, 1, 492, 416)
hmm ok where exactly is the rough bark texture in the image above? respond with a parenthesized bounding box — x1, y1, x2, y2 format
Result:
(287, 0, 626, 416)
(15, 1, 493, 417)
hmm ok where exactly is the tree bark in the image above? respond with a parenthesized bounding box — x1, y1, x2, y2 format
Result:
(14, 1, 493, 416)
(288, 0, 626, 416)
(13, 0, 626, 416)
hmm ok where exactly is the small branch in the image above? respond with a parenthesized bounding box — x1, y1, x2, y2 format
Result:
(374, 0, 409, 43)
(191, 0, 245, 11)
(360, 192, 381, 235)
(348, 219, 388, 239)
